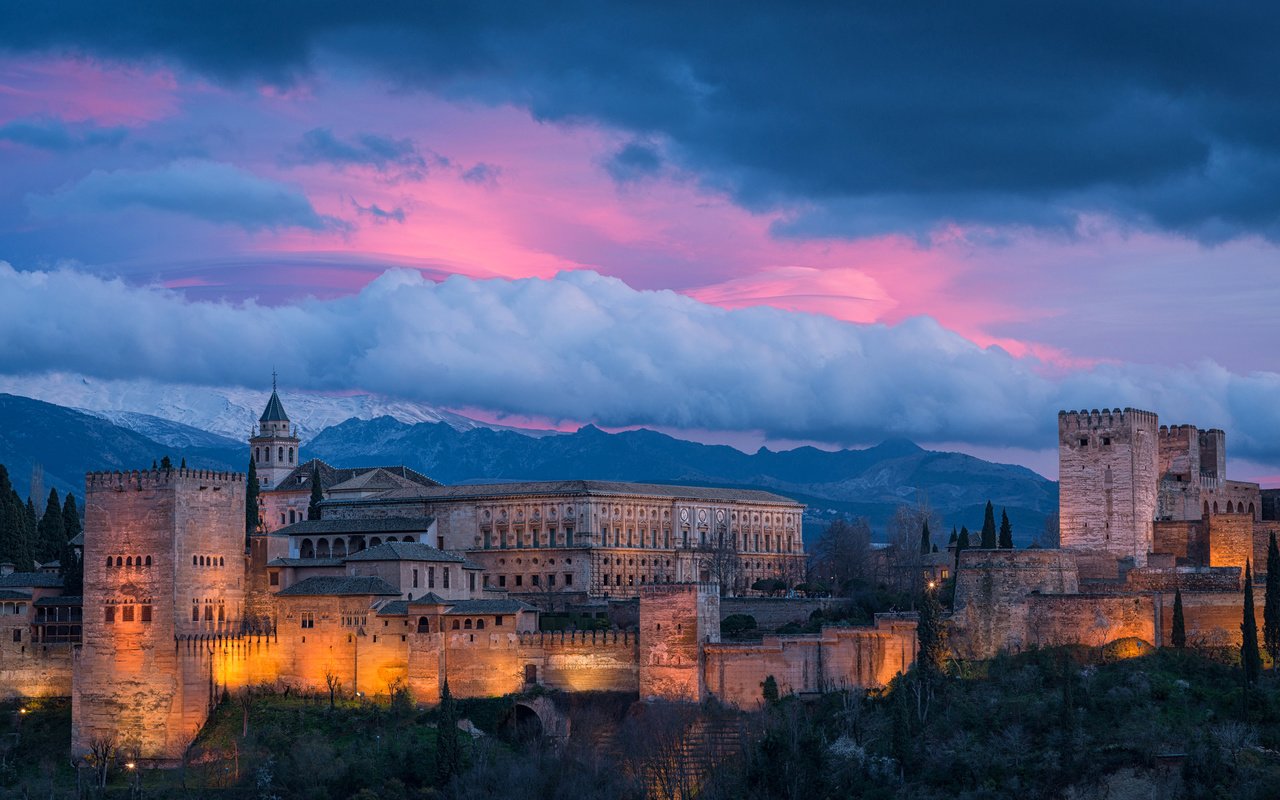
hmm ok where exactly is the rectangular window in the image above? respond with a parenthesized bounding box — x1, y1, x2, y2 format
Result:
(141, 605, 152, 623)
(191, 606, 199, 622)
(483, 574, 491, 588)
(495, 615, 505, 627)
(269, 572, 280, 586)
(301, 612, 315, 629)
(443, 568, 450, 589)
(548, 574, 556, 587)
(204, 605, 213, 621)
(469, 572, 476, 592)
(564, 574, 573, 586)
(515, 575, 523, 587)
(566, 527, 574, 547)
(428, 567, 435, 588)
(498, 575, 507, 588)
(122, 605, 135, 623)
(105, 607, 115, 624)
(413, 569, 419, 589)
(11, 629, 19, 643)
(532, 574, 540, 586)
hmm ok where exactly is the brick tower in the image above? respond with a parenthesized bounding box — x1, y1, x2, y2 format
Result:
(638, 583, 720, 702)
(73, 467, 245, 763)
(1058, 408, 1159, 566)
(249, 374, 300, 490)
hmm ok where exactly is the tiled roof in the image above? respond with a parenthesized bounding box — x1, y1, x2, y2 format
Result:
(270, 460, 440, 493)
(444, 599, 537, 614)
(328, 469, 423, 494)
(266, 558, 345, 568)
(260, 390, 289, 422)
(376, 600, 410, 616)
(34, 595, 79, 605)
(344, 541, 468, 564)
(272, 517, 435, 537)
(0, 573, 63, 588)
(0, 589, 31, 601)
(276, 576, 401, 597)
(326, 479, 800, 506)
(409, 592, 450, 605)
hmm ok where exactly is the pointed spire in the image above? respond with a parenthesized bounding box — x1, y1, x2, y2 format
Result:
(259, 376, 290, 423)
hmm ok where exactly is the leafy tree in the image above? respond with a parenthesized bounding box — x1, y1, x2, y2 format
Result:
(36, 488, 64, 563)
(436, 679, 462, 785)
(761, 675, 779, 704)
(307, 462, 324, 521)
(998, 509, 1013, 549)
(722, 614, 757, 637)
(1172, 587, 1186, 649)
(1242, 561, 1261, 685)
(919, 520, 931, 556)
(245, 457, 260, 537)
(160, 455, 173, 470)
(980, 501, 997, 549)
(1265, 533, 1280, 668)
(59, 493, 83, 595)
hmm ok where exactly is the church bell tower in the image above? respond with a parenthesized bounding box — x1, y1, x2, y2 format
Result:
(249, 373, 301, 490)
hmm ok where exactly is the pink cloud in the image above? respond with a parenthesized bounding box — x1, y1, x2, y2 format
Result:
(0, 57, 182, 125)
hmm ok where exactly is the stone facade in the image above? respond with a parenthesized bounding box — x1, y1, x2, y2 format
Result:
(1058, 408, 1159, 566)
(638, 584, 719, 702)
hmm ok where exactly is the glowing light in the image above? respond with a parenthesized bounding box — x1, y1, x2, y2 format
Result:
(125, 762, 136, 770)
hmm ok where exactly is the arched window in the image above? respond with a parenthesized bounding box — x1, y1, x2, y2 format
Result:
(316, 539, 330, 558)
(126, 556, 133, 567)
(1203, 501, 1210, 518)
(300, 539, 314, 559)
(204, 604, 213, 621)
(451, 619, 460, 630)
(402, 536, 415, 543)
(476, 619, 485, 630)
(280, 513, 286, 525)
(1250, 503, 1256, 518)
(219, 557, 224, 567)
(289, 509, 296, 524)
(417, 617, 430, 633)
(332, 540, 347, 558)
(370, 537, 382, 547)
(278, 447, 284, 462)
(217, 604, 225, 622)
(464, 619, 473, 629)
(115, 556, 122, 567)
(288, 447, 294, 464)
(1213, 502, 1219, 514)
(255, 447, 260, 463)
(106, 557, 113, 568)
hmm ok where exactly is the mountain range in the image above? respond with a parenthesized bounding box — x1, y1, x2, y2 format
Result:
(0, 391, 1057, 545)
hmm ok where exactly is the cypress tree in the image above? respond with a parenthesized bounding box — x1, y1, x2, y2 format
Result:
(954, 526, 970, 575)
(436, 679, 462, 785)
(179, 457, 186, 469)
(1172, 588, 1186, 649)
(37, 489, 64, 563)
(1242, 561, 1262, 685)
(980, 501, 997, 549)
(917, 584, 948, 678)
(998, 509, 1014, 549)
(245, 457, 260, 537)
(17, 498, 37, 572)
(159, 455, 173, 471)
(1264, 533, 1280, 669)
(308, 462, 324, 521)
(62, 494, 81, 543)
(919, 520, 931, 556)
(59, 493, 83, 595)
(948, 527, 957, 546)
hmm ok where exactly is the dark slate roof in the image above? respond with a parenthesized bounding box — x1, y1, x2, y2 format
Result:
(0, 589, 31, 601)
(0, 572, 63, 588)
(328, 479, 800, 506)
(444, 599, 537, 614)
(270, 459, 440, 493)
(272, 517, 435, 537)
(328, 469, 422, 494)
(260, 390, 289, 422)
(34, 595, 79, 606)
(409, 592, 450, 605)
(266, 558, 345, 568)
(344, 541, 468, 564)
(69, 533, 84, 547)
(276, 576, 401, 597)
(376, 600, 410, 616)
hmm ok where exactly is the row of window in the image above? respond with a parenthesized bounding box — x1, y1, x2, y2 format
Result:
(106, 555, 152, 568)
(104, 604, 153, 623)
(487, 573, 575, 589)
(254, 446, 295, 465)
(192, 600, 226, 622)
(192, 555, 225, 567)
(297, 535, 416, 558)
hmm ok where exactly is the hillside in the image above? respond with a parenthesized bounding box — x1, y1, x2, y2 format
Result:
(306, 417, 1058, 542)
(0, 394, 244, 498)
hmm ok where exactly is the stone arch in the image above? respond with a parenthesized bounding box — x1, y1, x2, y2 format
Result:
(1203, 501, 1210, 518)
(1213, 501, 1219, 514)
(499, 696, 570, 742)
(300, 539, 314, 559)
(316, 539, 331, 558)
(370, 537, 383, 547)
(417, 616, 430, 633)
(1250, 503, 1256, 518)
(332, 539, 348, 558)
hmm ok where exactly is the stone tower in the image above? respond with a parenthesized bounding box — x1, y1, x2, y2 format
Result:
(1058, 408, 1159, 566)
(638, 583, 720, 702)
(249, 376, 300, 490)
(73, 468, 245, 762)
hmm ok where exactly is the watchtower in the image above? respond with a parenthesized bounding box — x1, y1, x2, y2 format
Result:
(249, 375, 300, 490)
(1058, 408, 1159, 566)
(638, 583, 719, 702)
(73, 467, 245, 763)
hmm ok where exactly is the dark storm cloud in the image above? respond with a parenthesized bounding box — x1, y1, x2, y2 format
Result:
(0, 118, 127, 151)
(5, 3, 1280, 240)
(287, 128, 436, 179)
(605, 141, 663, 184)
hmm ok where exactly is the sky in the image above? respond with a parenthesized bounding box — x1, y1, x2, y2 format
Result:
(1, 3, 1279, 483)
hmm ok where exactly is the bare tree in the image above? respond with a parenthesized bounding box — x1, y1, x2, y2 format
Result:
(886, 492, 942, 595)
(324, 668, 342, 710)
(698, 528, 741, 597)
(1037, 511, 1061, 549)
(811, 517, 874, 595)
(85, 734, 115, 789)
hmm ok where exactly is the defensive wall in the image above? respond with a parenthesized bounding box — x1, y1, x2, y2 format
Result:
(950, 548, 1079, 659)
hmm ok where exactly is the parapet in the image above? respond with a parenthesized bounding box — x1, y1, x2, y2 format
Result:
(1058, 407, 1158, 431)
(86, 468, 245, 492)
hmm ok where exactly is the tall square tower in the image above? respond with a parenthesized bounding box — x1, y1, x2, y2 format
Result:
(1058, 408, 1159, 566)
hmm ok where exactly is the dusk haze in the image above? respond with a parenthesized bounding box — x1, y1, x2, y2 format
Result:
(0, 4, 1279, 798)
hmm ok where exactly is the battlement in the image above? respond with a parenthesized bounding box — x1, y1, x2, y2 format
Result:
(1058, 407, 1158, 430)
(86, 468, 244, 492)
(639, 582, 718, 598)
(517, 629, 636, 647)
(1159, 423, 1198, 439)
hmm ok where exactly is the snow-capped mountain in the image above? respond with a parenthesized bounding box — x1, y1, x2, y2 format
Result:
(0, 373, 506, 443)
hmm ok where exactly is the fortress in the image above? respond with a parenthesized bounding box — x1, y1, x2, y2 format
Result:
(0, 395, 1274, 764)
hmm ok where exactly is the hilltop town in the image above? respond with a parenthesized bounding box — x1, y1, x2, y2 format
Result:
(0, 392, 1274, 771)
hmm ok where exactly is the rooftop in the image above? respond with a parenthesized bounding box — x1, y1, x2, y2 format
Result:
(266, 557, 345, 568)
(0, 572, 63, 589)
(259, 389, 289, 423)
(270, 460, 440, 493)
(272, 517, 435, 537)
(444, 598, 537, 614)
(326, 479, 801, 506)
(276, 575, 401, 597)
(0, 589, 31, 601)
(344, 541, 470, 564)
